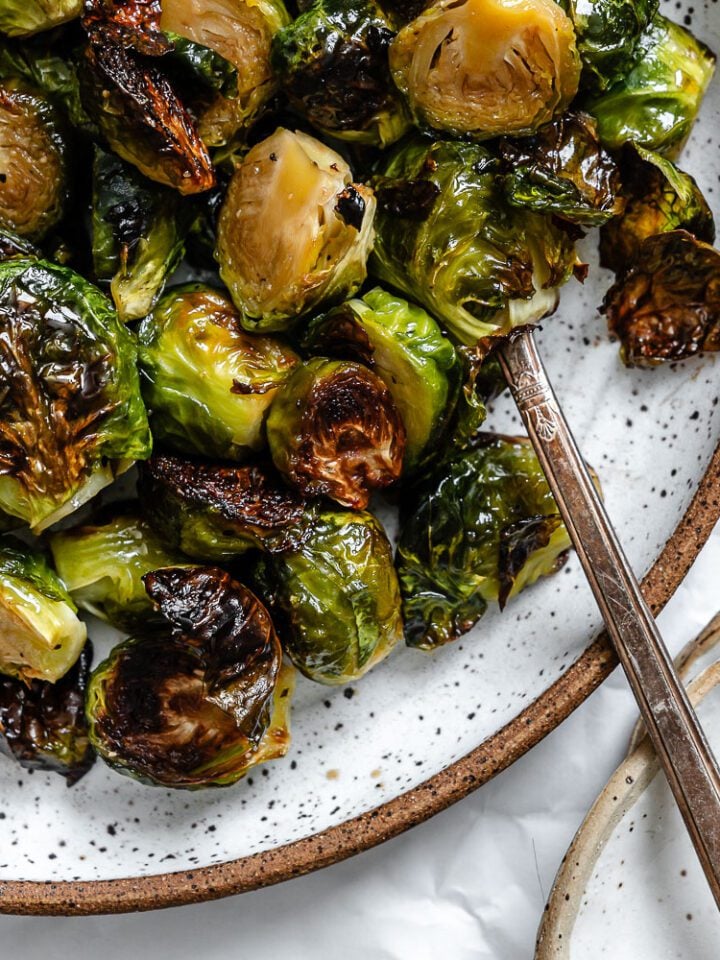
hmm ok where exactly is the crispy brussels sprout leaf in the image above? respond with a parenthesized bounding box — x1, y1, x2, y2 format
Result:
(0, 641, 94, 785)
(137, 285, 300, 460)
(569, 0, 657, 90)
(599, 144, 715, 273)
(267, 358, 405, 509)
(500, 112, 624, 228)
(396, 436, 572, 650)
(138, 454, 312, 561)
(389, 0, 580, 139)
(87, 566, 292, 788)
(0, 537, 87, 683)
(0, 0, 81, 37)
(0, 258, 151, 531)
(602, 230, 720, 366)
(255, 510, 402, 684)
(82, 0, 171, 56)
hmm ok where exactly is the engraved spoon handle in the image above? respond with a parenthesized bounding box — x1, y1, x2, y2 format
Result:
(499, 327, 720, 909)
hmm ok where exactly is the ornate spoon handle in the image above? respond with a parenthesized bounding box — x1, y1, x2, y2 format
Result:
(499, 327, 720, 909)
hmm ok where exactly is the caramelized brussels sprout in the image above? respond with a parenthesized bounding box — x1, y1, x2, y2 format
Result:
(389, 0, 580, 139)
(585, 16, 716, 155)
(272, 0, 410, 147)
(599, 144, 715, 273)
(0, 0, 81, 38)
(303, 288, 458, 470)
(0, 641, 94, 785)
(255, 509, 402, 684)
(499, 112, 624, 228)
(49, 511, 188, 631)
(396, 435, 572, 650)
(267, 358, 405, 508)
(371, 138, 579, 344)
(0, 79, 68, 240)
(82, 0, 171, 56)
(0, 258, 151, 531)
(216, 129, 376, 332)
(86, 566, 293, 788)
(137, 285, 300, 460)
(568, 0, 657, 90)
(0, 538, 87, 683)
(602, 230, 720, 366)
(138, 454, 312, 561)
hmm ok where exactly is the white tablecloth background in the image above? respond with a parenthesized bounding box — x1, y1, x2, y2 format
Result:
(2, 526, 718, 959)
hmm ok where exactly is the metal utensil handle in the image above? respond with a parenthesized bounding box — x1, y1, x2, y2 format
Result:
(499, 328, 720, 909)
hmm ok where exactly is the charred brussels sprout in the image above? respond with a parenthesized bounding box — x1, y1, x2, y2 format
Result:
(0, 0, 81, 37)
(0, 641, 94, 784)
(255, 510, 402, 684)
(396, 436, 572, 650)
(389, 0, 580, 139)
(137, 285, 300, 460)
(499, 112, 624, 228)
(0, 538, 86, 683)
(216, 129, 376, 332)
(585, 16, 716, 155)
(267, 358, 405, 509)
(272, 0, 410, 147)
(371, 139, 579, 344)
(303, 287, 458, 470)
(599, 145, 715, 273)
(138, 454, 312, 561)
(0, 259, 151, 531)
(568, 0, 657, 91)
(0, 80, 68, 240)
(602, 230, 720, 366)
(86, 566, 293, 788)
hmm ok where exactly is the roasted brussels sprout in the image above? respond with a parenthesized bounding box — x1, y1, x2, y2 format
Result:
(303, 287, 458, 470)
(0, 79, 68, 240)
(396, 435, 572, 650)
(272, 0, 410, 147)
(216, 129, 376, 332)
(255, 509, 402, 684)
(82, 0, 171, 57)
(0, 229, 38, 262)
(267, 358, 405, 508)
(0, 0, 81, 38)
(389, 0, 580, 139)
(585, 16, 716, 155)
(0, 641, 94, 785)
(568, 0, 657, 91)
(137, 285, 300, 460)
(602, 230, 720, 366)
(138, 454, 312, 561)
(599, 144, 715, 273)
(49, 511, 188, 631)
(371, 138, 579, 344)
(499, 112, 624, 228)
(164, 32, 239, 99)
(0, 258, 151, 531)
(0, 537, 87, 683)
(86, 566, 293, 788)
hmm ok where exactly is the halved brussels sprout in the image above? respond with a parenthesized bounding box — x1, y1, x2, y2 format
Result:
(0, 258, 151, 531)
(371, 138, 580, 344)
(303, 287, 458, 470)
(0, 79, 68, 240)
(599, 144, 715, 273)
(267, 358, 405, 508)
(389, 0, 580, 139)
(255, 509, 402, 684)
(138, 453, 312, 561)
(272, 0, 410, 147)
(216, 129, 376, 332)
(396, 435, 572, 650)
(160, 0, 290, 148)
(499, 112, 624, 228)
(568, 0, 657, 90)
(137, 284, 300, 460)
(602, 230, 720, 366)
(0, 0, 81, 37)
(86, 566, 293, 788)
(0, 640, 94, 785)
(585, 16, 716, 156)
(0, 538, 87, 683)
(49, 510, 188, 631)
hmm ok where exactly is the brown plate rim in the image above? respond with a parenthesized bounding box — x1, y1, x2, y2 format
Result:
(1, 444, 718, 916)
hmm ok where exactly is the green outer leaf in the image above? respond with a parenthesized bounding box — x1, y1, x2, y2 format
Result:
(0, 0, 81, 38)
(164, 31, 239, 99)
(569, 0, 658, 90)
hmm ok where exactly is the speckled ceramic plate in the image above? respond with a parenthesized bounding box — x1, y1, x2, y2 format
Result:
(1, 0, 720, 917)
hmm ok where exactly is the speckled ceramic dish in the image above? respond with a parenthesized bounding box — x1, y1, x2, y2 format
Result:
(1, 0, 720, 917)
